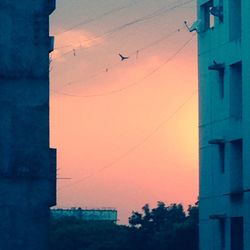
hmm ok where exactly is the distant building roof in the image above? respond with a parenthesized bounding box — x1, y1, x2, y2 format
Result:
(50, 207, 118, 222)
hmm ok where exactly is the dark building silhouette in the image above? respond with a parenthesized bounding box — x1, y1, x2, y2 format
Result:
(0, 1, 56, 249)
(198, 0, 250, 250)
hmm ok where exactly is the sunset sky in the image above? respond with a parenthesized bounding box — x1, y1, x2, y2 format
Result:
(50, 0, 198, 224)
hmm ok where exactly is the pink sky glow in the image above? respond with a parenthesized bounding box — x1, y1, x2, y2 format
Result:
(50, 0, 198, 224)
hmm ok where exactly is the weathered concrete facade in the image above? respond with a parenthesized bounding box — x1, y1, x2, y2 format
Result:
(0, 1, 56, 249)
(198, 0, 250, 250)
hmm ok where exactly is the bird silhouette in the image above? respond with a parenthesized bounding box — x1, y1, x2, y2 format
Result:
(119, 54, 129, 61)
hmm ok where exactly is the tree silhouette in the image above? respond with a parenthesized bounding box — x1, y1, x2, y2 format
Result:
(50, 202, 199, 250)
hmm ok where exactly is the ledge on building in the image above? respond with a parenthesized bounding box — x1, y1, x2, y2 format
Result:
(223, 190, 244, 202)
(208, 139, 225, 145)
(224, 190, 243, 196)
(209, 213, 226, 220)
(208, 62, 225, 71)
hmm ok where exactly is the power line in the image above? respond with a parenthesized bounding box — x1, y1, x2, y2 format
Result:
(59, 27, 184, 87)
(52, 0, 195, 60)
(51, 33, 195, 98)
(54, 0, 145, 36)
(58, 89, 197, 191)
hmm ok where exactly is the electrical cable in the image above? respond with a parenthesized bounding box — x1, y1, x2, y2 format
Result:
(51, 33, 195, 98)
(60, 27, 185, 87)
(52, 0, 195, 60)
(58, 89, 198, 191)
(54, 0, 145, 36)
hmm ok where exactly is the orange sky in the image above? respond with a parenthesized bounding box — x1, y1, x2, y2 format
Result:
(50, 0, 198, 224)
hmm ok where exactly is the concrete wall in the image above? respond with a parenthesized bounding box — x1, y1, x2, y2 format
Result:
(0, 1, 56, 249)
(198, 0, 250, 250)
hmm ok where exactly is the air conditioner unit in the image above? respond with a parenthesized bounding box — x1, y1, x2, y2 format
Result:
(210, 6, 223, 22)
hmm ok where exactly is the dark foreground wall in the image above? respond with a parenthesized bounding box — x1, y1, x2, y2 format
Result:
(0, 1, 56, 249)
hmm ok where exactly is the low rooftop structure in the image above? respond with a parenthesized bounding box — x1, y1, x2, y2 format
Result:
(51, 207, 118, 223)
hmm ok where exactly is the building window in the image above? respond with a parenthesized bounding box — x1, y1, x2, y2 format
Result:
(219, 143, 225, 173)
(208, 139, 225, 173)
(210, 214, 226, 249)
(218, 69, 224, 98)
(230, 62, 242, 118)
(219, 218, 226, 249)
(218, 0, 224, 23)
(229, 0, 241, 40)
(230, 139, 243, 194)
(201, 0, 214, 31)
(208, 61, 225, 99)
(231, 217, 243, 250)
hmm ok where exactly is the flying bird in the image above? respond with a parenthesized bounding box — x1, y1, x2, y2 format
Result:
(119, 54, 129, 61)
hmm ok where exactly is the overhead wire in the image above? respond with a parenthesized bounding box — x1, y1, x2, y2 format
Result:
(52, 0, 195, 61)
(53, 0, 197, 190)
(51, 33, 196, 98)
(53, 3, 162, 55)
(54, 0, 145, 36)
(58, 89, 198, 191)
(60, 26, 185, 87)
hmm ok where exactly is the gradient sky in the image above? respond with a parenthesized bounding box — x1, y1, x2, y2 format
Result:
(50, 0, 198, 224)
